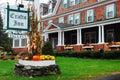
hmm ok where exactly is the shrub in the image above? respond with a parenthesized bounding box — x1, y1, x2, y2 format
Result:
(42, 40, 54, 55)
(77, 51, 91, 58)
(102, 51, 120, 59)
(90, 51, 101, 58)
(55, 50, 120, 59)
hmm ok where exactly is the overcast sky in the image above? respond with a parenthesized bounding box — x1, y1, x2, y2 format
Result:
(0, 0, 49, 5)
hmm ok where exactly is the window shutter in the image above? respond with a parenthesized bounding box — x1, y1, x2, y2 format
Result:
(62, 0, 64, 8)
(68, 15, 70, 24)
(114, 4, 116, 18)
(86, 11, 88, 22)
(67, 0, 70, 7)
(92, 10, 94, 22)
(79, 0, 81, 3)
(104, 6, 107, 19)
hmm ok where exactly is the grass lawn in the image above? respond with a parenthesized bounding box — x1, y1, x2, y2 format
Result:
(0, 57, 120, 80)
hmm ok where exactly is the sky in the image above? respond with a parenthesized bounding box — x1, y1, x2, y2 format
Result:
(0, 0, 49, 5)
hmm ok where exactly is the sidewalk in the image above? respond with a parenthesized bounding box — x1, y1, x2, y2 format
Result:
(92, 74, 120, 80)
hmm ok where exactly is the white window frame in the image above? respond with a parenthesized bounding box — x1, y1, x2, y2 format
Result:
(68, 14, 74, 24)
(14, 39, 20, 48)
(63, 0, 67, 8)
(74, 13, 80, 25)
(48, 3, 52, 13)
(48, 20, 53, 24)
(82, 0, 87, 2)
(70, 0, 75, 6)
(86, 9, 94, 22)
(106, 4, 115, 19)
(59, 17, 64, 23)
(21, 38, 27, 47)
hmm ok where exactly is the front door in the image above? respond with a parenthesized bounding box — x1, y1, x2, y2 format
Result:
(52, 38, 58, 50)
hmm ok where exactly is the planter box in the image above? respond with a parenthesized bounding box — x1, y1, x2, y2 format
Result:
(18, 59, 56, 66)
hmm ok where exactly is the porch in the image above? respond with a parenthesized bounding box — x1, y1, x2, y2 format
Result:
(43, 18, 120, 52)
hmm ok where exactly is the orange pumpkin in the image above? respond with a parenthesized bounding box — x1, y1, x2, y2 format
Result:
(32, 55, 40, 61)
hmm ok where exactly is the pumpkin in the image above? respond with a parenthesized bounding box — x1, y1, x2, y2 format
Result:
(32, 55, 40, 61)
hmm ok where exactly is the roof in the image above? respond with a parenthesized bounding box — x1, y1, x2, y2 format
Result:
(52, 23, 73, 28)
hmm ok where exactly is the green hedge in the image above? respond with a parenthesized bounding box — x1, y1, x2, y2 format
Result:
(55, 50, 120, 59)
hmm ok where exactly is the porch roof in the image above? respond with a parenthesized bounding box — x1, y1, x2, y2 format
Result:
(53, 23, 73, 28)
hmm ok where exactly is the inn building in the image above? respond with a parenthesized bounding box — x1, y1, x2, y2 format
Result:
(41, 0, 120, 52)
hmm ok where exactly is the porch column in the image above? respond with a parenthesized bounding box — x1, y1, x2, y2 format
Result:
(77, 28, 80, 45)
(101, 25, 105, 43)
(98, 25, 102, 44)
(45, 33, 48, 41)
(62, 31, 65, 45)
(58, 30, 62, 46)
(79, 28, 82, 45)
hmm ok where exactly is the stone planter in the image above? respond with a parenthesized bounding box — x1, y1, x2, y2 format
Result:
(18, 59, 56, 66)
(14, 60, 60, 77)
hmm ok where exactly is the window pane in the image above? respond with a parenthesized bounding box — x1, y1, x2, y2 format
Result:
(108, 11, 113, 18)
(21, 38, 27, 46)
(14, 39, 19, 47)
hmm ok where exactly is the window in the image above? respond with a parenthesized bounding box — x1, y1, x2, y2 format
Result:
(86, 9, 94, 22)
(98, 0, 105, 1)
(62, 0, 68, 8)
(106, 29, 114, 43)
(59, 17, 64, 23)
(48, 3, 52, 13)
(74, 13, 80, 25)
(84, 32, 96, 43)
(75, 0, 80, 4)
(48, 20, 53, 24)
(14, 39, 19, 47)
(82, 0, 87, 2)
(68, 14, 74, 24)
(70, 0, 75, 6)
(21, 38, 27, 47)
(105, 4, 116, 19)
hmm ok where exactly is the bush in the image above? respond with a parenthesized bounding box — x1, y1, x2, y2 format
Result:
(90, 51, 101, 58)
(42, 40, 54, 55)
(55, 50, 120, 59)
(102, 51, 120, 59)
(77, 51, 91, 58)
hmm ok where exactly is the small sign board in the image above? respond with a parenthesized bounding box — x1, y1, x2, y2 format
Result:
(6, 5, 30, 31)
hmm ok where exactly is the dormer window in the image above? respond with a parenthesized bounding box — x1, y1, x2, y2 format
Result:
(48, 3, 52, 13)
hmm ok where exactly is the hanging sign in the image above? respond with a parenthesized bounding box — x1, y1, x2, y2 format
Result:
(6, 4, 30, 31)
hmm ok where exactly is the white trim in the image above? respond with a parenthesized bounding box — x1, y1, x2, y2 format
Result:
(77, 28, 80, 45)
(43, 23, 60, 32)
(79, 28, 82, 45)
(53, 0, 61, 15)
(101, 25, 105, 43)
(98, 25, 102, 44)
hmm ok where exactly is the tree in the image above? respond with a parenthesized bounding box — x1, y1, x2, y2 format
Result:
(42, 40, 54, 55)
(0, 12, 12, 52)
